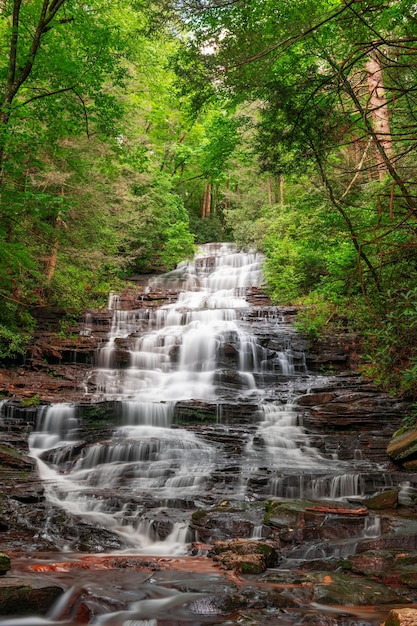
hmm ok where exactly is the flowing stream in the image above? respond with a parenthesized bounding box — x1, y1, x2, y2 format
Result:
(27, 243, 392, 553)
(4, 243, 414, 625)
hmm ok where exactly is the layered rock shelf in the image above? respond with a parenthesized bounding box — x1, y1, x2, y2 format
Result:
(0, 250, 416, 624)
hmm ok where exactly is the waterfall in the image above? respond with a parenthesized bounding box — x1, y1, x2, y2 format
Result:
(26, 242, 382, 554)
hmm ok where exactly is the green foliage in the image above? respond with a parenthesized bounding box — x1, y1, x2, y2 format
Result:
(189, 212, 230, 244)
(0, 301, 35, 359)
(0, 5, 201, 354)
(400, 405, 417, 433)
(360, 288, 417, 398)
(294, 295, 340, 341)
(200, 112, 242, 182)
(121, 174, 195, 273)
(21, 394, 41, 408)
(172, 0, 417, 401)
(0, 323, 29, 360)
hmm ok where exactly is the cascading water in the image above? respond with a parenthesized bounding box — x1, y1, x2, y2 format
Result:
(28, 242, 384, 555)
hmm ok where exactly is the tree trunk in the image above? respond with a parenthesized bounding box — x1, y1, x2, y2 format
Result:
(46, 240, 59, 284)
(267, 176, 273, 207)
(201, 180, 211, 218)
(45, 210, 66, 284)
(225, 177, 230, 211)
(279, 174, 285, 206)
(206, 182, 211, 216)
(366, 53, 394, 180)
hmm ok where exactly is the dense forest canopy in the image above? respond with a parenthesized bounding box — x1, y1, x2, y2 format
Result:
(1, 0, 417, 402)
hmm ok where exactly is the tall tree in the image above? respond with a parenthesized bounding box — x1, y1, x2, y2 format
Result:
(175, 0, 417, 294)
(172, 0, 417, 396)
(0, 1, 197, 356)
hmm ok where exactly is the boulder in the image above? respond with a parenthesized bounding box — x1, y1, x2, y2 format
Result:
(387, 429, 417, 464)
(343, 550, 395, 577)
(0, 553, 11, 575)
(211, 539, 278, 573)
(384, 608, 417, 626)
(0, 578, 63, 615)
(302, 572, 407, 606)
(362, 489, 398, 510)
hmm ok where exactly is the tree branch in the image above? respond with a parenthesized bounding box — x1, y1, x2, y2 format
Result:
(222, 0, 359, 71)
(10, 0, 68, 100)
(7, 0, 22, 94)
(18, 85, 77, 107)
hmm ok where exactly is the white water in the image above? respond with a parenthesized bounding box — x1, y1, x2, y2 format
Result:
(27, 243, 373, 554)
(28, 244, 272, 552)
(94, 244, 264, 401)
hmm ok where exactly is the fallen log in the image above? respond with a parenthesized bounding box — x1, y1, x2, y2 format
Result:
(305, 506, 368, 516)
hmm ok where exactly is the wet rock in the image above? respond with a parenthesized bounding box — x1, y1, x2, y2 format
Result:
(388, 428, 417, 465)
(191, 507, 260, 543)
(298, 392, 337, 406)
(309, 394, 404, 430)
(190, 500, 265, 544)
(354, 549, 417, 589)
(211, 538, 278, 573)
(151, 518, 174, 540)
(384, 608, 417, 626)
(343, 550, 395, 577)
(297, 571, 407, 606)
(399, 571, 417, 589)
(263, 498, 370, 546)
(300, 617, 342, 626)
(0, 577, 63, 616)
(74, 526, 125, 552)
(0, 444, 34, 470)
(362, 489, 398, 510)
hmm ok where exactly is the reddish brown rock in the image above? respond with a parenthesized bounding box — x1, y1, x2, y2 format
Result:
(0, 445, 33, 470)
(345, 550, 395, 577)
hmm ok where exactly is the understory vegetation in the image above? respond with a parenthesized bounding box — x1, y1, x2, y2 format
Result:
(1, 0, 417, 400)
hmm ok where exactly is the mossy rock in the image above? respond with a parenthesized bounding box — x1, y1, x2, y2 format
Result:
(387, 429, 417, 463)
(264, 498, 313, 526)
(306, 572, 406, 606)
(214, 539, 276, 561)
(191, 509, 209, 523)
(0, 583, 63, 615)
(221, 552, 266, 574)
(0, 553, 11, 575)
(212, 539, 278, 573)
(399, 570, 417, 589)
(362, 490, 398, 510)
